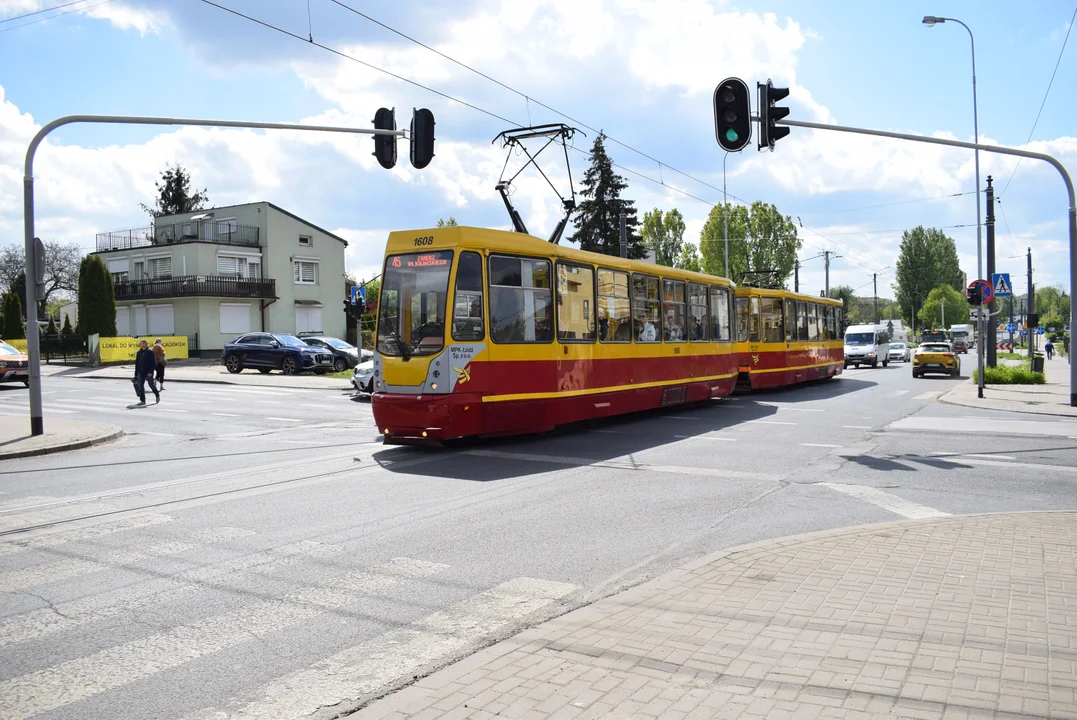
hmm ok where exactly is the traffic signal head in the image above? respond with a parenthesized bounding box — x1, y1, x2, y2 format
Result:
(713, 77, 752, 152)
(966, 284, 982, 306)
(1027, 313, 1039, 328)
(757, 79, 791, 151)
(373, 107, 397, 170)
(410, 108, 435, 169)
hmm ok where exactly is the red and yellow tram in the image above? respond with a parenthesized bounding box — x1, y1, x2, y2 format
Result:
(370, 226, 841, 443)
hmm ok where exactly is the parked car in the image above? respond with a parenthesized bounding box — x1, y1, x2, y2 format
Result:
(352, 357, 374, 393)
(301, 336, 363, 372)
(0, 341, 29, 387)
(888, 342, 910, 363)
(912, 342, 960, 378)
(220, 333, 335, 375)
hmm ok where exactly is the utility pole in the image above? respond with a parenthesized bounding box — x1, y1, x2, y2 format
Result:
(794, 259, 799, 293)
(824, 251, 830, 296)
(873, 273, 878, 324)
(1028, 247, 1034, 364)
(619, 212, 627, 259)
(1009, 296, 1014, 351)
(985, 176, 996, 366)
(942, 297, 946, 329)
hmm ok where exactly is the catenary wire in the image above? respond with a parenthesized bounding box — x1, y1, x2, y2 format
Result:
(0, 0, 91, 24)
(999, 4, 1077, 197)
(0, 0, 112, 32)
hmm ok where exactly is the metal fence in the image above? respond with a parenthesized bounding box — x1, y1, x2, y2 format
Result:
(113, 275, 276, 300)
(96, 221, 260, 251)
(39, 334, 88, 362)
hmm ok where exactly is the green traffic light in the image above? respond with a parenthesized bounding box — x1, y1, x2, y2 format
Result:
(725, 128, 739, 143)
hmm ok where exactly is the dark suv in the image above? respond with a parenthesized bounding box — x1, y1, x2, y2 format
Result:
(221, 333, 335, 375)
(300, 336, 361, 372)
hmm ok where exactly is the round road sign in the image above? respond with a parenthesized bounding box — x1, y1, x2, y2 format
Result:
(969, 278, 993, 305)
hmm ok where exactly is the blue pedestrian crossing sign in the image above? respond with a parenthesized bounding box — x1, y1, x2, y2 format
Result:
(991, 273, 1012, 298)
(350, 285, 366, 305)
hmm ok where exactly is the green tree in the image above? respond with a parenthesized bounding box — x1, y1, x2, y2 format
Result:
(436, 217, 458, 227)
(918, 284, 968, 329)
(0, 242, 81, 314)
(45, 314, 58, 335)
(640, 208, 686, 266)
(139, 164, 209, 219)
(699, 201, 800, 288)
(827, 285, 855, 330)
(571, 133, 645, 258)
(2, 292, 24, 339)
(61, 313, 74, 335)
(676, 242, 701, 272)
(9, 272, 26, 320)
(77, 256, 117, 336)
(894, 226, 963, 328)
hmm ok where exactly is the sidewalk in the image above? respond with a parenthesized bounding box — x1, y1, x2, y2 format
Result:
(0, 416, 123, 460)
(940, 352, 1077, 417)
(60, 359, 353, 391)
(355, 512, 1077, 720)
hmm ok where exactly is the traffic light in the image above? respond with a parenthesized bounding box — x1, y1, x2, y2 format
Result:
(410, 108, 435, 169)
(966, 284, 982, 306)
(373, 107, 397, 170)
(713, 77, 751, 152)
(1027, 313, 1039, 328)
(757, 79, 790, 151)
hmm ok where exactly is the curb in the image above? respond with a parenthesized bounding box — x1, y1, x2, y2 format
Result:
(0, 427, 125, 460)
(69, 375, 352, 392)
(937, 382, 1077, 418)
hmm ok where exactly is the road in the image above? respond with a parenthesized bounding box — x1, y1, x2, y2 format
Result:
(1, 356, 1076, 720)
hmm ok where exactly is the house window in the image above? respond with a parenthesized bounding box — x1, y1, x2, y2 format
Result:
(218, 255, 262, 279)
(148, 305, 175, 335)
(295, 305, 323, 335)
(112, 272, 129, 283)
(294, 260, 317, 284)
(299, 235, 312, 247)
(148, 256, 172, 279)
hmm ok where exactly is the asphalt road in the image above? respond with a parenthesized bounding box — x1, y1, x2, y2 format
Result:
(1, 355, 1076, 720)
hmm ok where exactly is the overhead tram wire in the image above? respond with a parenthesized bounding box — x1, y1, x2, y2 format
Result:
(815, 190, 975, 216)
(999, 4, 1077, 197)
(326, 0, 748, 206)
(795, 218, 888, 272)
(0, 0, 94, 24)
(198, 0, 749, 213)
(0, 0, 113, 32)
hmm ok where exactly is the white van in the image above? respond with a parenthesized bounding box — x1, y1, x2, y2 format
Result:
(844, 324, 890, 369)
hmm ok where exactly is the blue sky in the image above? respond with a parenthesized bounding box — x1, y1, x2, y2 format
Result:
(1, 0, 1074, 302)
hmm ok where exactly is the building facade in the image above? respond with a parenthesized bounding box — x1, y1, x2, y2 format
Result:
(92, 202, 348, 355)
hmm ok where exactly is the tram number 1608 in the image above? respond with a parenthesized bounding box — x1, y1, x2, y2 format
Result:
(413, 236, 434, 247)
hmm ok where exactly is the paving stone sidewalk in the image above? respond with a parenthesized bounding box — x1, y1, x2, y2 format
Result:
(61, 360, 353, 391)
(941, 353, 1077, 418)
(354, 513, 1077, 720)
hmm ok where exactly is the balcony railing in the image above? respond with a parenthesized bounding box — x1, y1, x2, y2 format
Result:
(113, 275, 276, 300)
(96, 221, 260, 251)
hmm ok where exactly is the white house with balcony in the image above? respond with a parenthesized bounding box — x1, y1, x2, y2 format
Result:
(92, 202, 348, 355)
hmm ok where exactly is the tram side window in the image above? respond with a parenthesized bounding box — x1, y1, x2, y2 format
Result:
(808, 303, 819, 342)
(688, 283, 708, 341)
(709, 286, 731, 341)
(452, 252, 485, 342)
(556, 263, 596, 342)
(749, 296, 761, 342)
(820, 306, 829, 340)
(735, 297, 750, 343)
(797, 300, 809, 341)
(784, 298, 796, 342)
(826, 307, 835, 340)
(662, 279, 687, 341)
(761, 297, 784, 343)
(488, 255, 553, 343)
(632, 274, 660, 343)
(597, 269, 631, 342)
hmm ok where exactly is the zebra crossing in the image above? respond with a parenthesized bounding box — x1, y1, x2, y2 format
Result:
(0, 507, 578, 720)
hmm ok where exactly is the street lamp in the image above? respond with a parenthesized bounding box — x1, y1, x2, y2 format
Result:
(924, 14, 984, 395)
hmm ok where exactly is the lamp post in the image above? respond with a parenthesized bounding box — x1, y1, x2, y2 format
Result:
(723, 151, 730, 280)
(924, 14, 984, 395)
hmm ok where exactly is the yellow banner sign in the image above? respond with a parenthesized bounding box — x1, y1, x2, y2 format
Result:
(6, 339, 28, 353)
(99, 336, 189, 363)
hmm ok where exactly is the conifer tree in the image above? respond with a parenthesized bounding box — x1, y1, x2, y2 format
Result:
(571, 134, 645, 258)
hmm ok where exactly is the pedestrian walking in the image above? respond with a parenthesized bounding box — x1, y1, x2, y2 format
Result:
(153, 338, 167, 390)
(1044, 338, 1054, 360)
(133, 339, 160, 406)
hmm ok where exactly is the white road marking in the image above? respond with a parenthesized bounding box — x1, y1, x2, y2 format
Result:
(0, 557, 448, 720)
(0, 540, 340, 649)
(930, 452, 1017, 461)
(130, 431, 177, 437)
(661, 415, 700, 420)
(178, 577, 577, 720)
(279, 440, 328, 445)
(890, 416, 1077, 438)
(464, 450, 780, 481)
(157, 408, 188, 413)
(801, 443, 841, 448)
(0, 526, 255, 593)
(0, 514, 174, 557)
(843, 425, 872, 429)
(300, 404, 328, 409)
(256, 400, 283, 404)
(747, 420, 797, 426)
(266, 417, 302, 423)
(887, 390, 909, 398)
(913, 390, 941, 400)
(818, 483, 950, 519)
(673, 435, 736, 442)
(948, 457, 1077, 474)
(211, 412, 240, 417)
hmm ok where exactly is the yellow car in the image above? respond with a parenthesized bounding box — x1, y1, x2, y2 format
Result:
(912, 342, 960, 378)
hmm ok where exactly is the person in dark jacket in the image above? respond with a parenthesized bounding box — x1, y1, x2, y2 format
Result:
(133, 339, 160, 406)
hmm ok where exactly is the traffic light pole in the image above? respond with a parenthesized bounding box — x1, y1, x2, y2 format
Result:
(779, 118, 1077, 407)
(23, 114, 404, 436)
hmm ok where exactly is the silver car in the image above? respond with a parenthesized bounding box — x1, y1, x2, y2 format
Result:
(888, 342, 910, 362)
(352, 357, 374, 393)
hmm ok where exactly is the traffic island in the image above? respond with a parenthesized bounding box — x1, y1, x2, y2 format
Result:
(0, 417, 123, 460)
(939, 353, 1077, 417)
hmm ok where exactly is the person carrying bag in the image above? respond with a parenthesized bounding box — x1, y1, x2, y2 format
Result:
(153, 338, 167, 391)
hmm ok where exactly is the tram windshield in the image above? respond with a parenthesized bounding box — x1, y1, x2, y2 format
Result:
(377, 250, 453, 357)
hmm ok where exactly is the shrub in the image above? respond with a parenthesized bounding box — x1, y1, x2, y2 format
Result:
(973, 363, 1045, 385)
